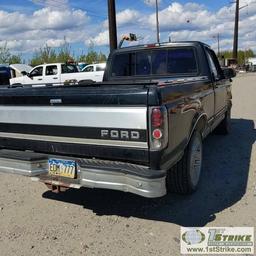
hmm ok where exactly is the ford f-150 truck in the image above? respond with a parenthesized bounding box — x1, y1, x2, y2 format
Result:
(0, 41, 235, 198)
(9, 62, 103, 85)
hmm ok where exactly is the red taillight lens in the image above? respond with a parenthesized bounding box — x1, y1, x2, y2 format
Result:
(151, 108, 163, 128)
(149, 106, 168, 151)
(152, 129, 162, 140)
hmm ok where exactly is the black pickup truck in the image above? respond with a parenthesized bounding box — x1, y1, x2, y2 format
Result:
(0, 41, 235, 198)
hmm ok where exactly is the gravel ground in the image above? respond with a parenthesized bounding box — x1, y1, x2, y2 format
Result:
(0, 73, 255, 256)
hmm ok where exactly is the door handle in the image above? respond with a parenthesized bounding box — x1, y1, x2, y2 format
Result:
(53, 77, 58, 80)
(38, 78, 42, 81)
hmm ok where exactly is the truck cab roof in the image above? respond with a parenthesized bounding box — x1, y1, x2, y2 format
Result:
(113, 41, 211, 53)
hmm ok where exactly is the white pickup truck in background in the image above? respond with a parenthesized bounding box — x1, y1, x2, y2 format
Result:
(10, 63, 105, 85)
(81, 63, 106, 81)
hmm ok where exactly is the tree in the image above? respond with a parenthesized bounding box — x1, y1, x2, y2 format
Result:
(57, 39, 73, 63)
(8, 55, 22, 64)
(97, 52, 107, 62)
(77, 49, 107, 64)
(220, 49, 255, 65)
(29, 39, 107, 66)
(0, 42, 11, 63)
(30, 39, 74, 66)
(0, 42, 23, 64)
(30, 46, 57, 66)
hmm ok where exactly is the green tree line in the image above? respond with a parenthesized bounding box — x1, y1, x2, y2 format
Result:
(0, 41, 107, 67)
(30, 41, 107, 66)
(220, 49, 255, 65)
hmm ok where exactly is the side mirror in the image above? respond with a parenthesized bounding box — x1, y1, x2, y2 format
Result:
(222, 67, 236, 79)
(27, 72, 33, 79)
(21, 71, 28, 76)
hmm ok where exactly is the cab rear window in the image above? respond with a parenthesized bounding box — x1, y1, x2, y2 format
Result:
(111, 48, 198, 77)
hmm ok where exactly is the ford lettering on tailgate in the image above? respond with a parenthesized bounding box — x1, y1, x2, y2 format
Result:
(101, 129, 140, 140)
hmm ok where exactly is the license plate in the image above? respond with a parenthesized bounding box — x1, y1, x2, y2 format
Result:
(48, 159, 76, 178)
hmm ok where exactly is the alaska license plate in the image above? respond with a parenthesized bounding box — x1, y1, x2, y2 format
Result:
(48, 159, 76, 178)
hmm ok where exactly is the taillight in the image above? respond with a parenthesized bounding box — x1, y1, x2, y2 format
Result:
(151, 108, 163, 127)
(149, 107, 168, 150)
(152, 129, 163, 139)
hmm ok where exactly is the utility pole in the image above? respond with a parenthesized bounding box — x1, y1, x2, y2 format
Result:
(213, 33, 220, 57)
(233, 0, 239, 62)
(217, 33, 220, 58)
(232, 0, 248, 62)
(108, 0, 117, 52)
(155, 0, 160, 43)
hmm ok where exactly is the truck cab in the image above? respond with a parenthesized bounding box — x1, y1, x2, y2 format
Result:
(81, 63, 106, 81)
(10, 63, 79, 86)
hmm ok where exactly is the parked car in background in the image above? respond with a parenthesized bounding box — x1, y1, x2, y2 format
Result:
(247, 58, 256, 72)
(10, 63, 102, 85)
(77, 62, 88, 71)
(0, 65, 10, 85)
(81, 62, 106, 82)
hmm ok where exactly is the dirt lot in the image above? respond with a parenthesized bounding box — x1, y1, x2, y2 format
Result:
(0, 73, 255, 256)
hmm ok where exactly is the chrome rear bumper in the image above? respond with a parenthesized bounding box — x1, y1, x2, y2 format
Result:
(0, 149, 167, 198)
(34, 166, 167, 198)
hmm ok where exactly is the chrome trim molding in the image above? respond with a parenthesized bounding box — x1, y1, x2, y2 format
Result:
(0, 132, 148, 148)
(0, 106, 147, 129)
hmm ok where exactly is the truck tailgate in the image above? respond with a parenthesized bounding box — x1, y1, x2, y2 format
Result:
(0, 85, 151, 165)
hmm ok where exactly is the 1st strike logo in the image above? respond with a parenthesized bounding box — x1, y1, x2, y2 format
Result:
(101, 129, 140, 140)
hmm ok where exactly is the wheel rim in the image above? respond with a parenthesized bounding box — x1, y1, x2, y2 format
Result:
(189, 135, 202, 187)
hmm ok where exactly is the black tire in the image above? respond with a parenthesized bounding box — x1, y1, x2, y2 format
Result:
(214, 109, 231, 135)
(167, 131, 203, 194)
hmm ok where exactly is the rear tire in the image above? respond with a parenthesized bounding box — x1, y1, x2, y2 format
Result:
(214, 109, 231, 135)
(167, 131, 203, 194)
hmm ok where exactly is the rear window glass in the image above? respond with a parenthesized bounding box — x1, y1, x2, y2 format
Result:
(111, 53, 135, 76)
(111, 48, 197, 77)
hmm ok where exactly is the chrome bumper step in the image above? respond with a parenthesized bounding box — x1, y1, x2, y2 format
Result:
(0, 149, 48, 176)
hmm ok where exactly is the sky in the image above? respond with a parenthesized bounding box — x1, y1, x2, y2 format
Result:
(0, 0, 255, 62)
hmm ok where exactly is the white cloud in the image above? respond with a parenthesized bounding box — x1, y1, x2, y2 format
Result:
(86, 30, 109, 46)
(0, 7, 90, 52)
(91, 8, 141, 47)
(1, 1, 256, 56)
(116, 9, 140, 27)
(141, 3, 217, 32)
(103, 9, 140, 28)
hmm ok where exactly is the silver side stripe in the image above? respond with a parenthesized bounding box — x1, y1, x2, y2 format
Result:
(0, 132, 148, 149)
(0, 106, 147, 129)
